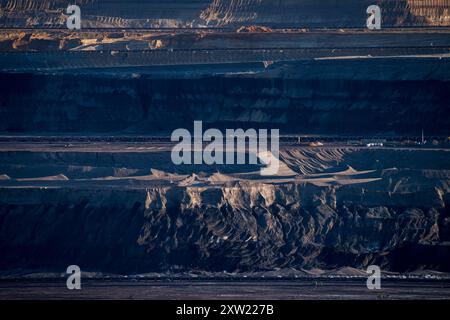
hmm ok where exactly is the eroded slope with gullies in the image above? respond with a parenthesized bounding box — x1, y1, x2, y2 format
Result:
(1, 61, 449, 135)
(1, 0, 450, 28)
(0, 145, 449, 274)
(0, 171, 449, 274)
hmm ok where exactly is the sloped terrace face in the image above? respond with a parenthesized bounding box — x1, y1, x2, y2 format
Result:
(1, 0, 450, 28)
(1, 60, 449, 136)
(0, 142, 449, 274)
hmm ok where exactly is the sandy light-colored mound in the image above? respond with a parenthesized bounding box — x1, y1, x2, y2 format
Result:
(0, 174, 10, 180)
(16, 173, 69, 181)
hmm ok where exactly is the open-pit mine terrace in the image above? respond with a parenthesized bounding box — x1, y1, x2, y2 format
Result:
(0, 139, 449, 276)
(1, 27, 450, 71)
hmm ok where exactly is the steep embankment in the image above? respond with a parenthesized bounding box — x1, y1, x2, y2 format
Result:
(0, 179, 449, 274)
(1, 0, 450, 28)
(0, 61, 449, 135)
(0, 147, 449, 274)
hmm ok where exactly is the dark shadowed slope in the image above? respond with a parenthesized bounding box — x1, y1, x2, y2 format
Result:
(1, 0, 450, 28)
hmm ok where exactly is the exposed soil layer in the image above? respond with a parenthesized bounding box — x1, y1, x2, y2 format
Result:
(1, 0, 450, 28)
(0, 144, 449, 275)
(0, 63, 449, 135)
